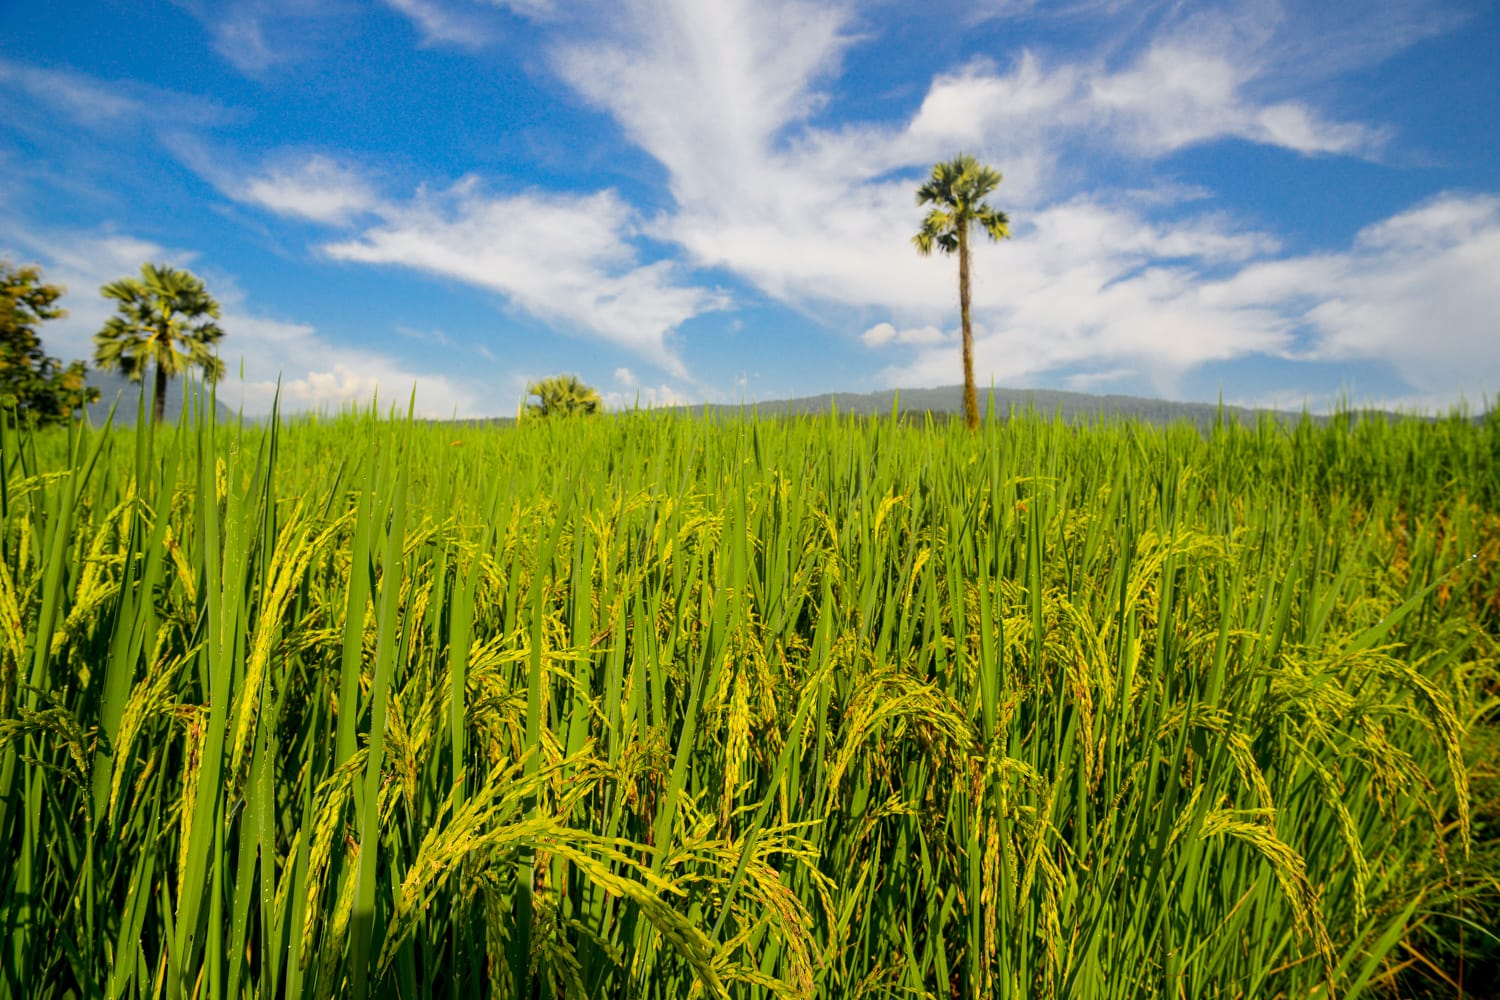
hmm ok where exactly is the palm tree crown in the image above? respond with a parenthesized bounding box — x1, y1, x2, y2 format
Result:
(524, 374, 603, 418)
(913, 154, 1010, 431)
(95, 263, 227, 424)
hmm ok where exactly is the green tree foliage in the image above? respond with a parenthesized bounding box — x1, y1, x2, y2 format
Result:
(525, 373, 603, 418)
(0, 261, 98, 425)
(913, 154, 1011, 432)
(94, 262, 227, 424)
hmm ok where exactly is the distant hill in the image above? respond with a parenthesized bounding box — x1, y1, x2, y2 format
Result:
(682, 385, 1482, 431)
(84, 370, 234, 427)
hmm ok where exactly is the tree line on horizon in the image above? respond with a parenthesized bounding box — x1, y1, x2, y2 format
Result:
(3, 152, 1009, 428)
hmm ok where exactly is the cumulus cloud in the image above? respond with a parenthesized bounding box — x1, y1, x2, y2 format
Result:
(602, 366, 694, 410)
(900, 41, 1383, 181)
(1233, 194, 1500, 393)
(879, 193, 1500, 406)
(222, 313, 488, 417)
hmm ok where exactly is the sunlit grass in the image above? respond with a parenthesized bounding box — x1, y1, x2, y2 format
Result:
(1, 396, 1496, 997)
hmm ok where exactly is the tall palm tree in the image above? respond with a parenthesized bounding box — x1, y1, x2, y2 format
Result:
(94, 263, 226, 424)
(524, 374, 603, 418)
(913, 154, 1010, 432)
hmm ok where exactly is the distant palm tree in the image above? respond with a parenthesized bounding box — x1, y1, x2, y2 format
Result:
(95, 263, 226, 424)
(913, 154, 1010, 432)
(525, 374, 603, 418)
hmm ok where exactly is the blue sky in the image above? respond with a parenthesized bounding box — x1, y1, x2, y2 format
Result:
(1, 0, 1496, 417)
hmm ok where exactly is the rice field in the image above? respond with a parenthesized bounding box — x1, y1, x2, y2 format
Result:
(1, 397, 1497, 998)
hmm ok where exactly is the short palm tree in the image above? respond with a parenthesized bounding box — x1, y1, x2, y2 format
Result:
(913, 154, 1010, 432)
(95, 263, 226, 424)
(524, 374, 603, 418)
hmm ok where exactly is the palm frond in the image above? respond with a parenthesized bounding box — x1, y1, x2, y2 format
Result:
(92, 262, 226, 418)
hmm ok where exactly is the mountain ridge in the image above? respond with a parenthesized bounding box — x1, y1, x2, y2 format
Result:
(673, 384, 1485, 429)
(84, 371, 235, 426)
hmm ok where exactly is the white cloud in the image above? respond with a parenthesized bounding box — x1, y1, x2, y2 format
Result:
(210, 150, 726, 377)
(530, 0, 1496, 405)
(602, 366, 694, 410)
(861, 322, 948, 348)
(900, 42, 1383, 173)
(879, 193, 1500, 408)
(383, 0, 494, 48)
(395, 324, 453, 347)
(239, 155, 382, 225)
(0, 59, 142, 128)
(552, 2, 953, 312)
(0, 58, 233, 132)
(1086, 44, 1386, 156)
(975, 0, 1463, 90)
(545, 0, 1381, 345)
(322, 177, 726, 376)
(178, 0, 347, 75)
(555, 0, 855, 209)
(208, 10, 278, 74)
(182, 0, 563, 69)
(484, 0, 554, 14)
(222, 313, 488, 418)
(1251, 195, 1500, 391)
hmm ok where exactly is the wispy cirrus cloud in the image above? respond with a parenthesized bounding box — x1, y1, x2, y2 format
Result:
(201, 137, 729, 379)
(174, 0, 348, 75)
(311, 175, 725, 377)
(550, 0, 1384, 329)
(382, 0, 496, 49)
(183, 0, 554, 66)
(0, 59, 144, 129)
(0, 57, 235, 133)
(555, 0, 854, 209)
(537, 0, 1496, 407)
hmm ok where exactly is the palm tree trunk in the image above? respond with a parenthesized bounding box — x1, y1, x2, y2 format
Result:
(153, 361, 168, 424)
(958, 222, 979, 432)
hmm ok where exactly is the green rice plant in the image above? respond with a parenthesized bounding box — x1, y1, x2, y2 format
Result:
(0, 394, 1494, 997)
